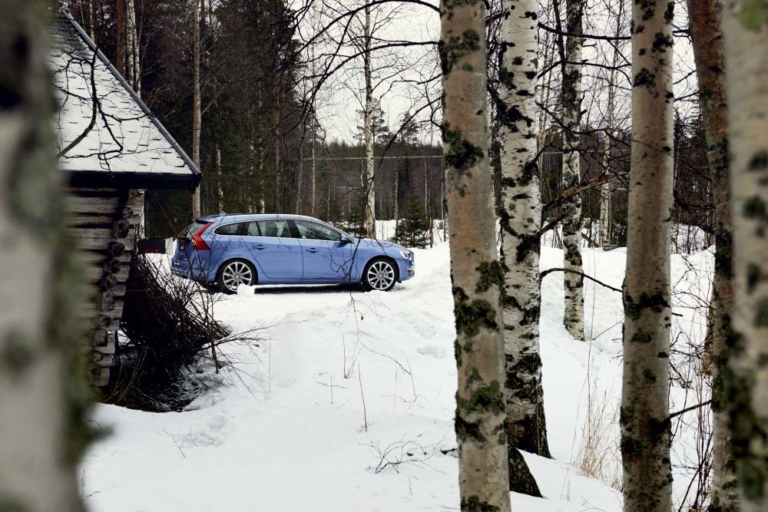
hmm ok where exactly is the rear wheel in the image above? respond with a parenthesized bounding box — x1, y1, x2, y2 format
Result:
(362, 258, 398, 291)
(217, 259, 256, 294)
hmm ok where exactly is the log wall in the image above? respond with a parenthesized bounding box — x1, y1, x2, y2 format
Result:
(66, 187, 144, 387)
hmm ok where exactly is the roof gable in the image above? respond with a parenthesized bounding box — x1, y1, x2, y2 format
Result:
(50, 9, 200, 189)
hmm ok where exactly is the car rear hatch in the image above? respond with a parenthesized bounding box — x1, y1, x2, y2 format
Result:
(172, 219, 212, 276)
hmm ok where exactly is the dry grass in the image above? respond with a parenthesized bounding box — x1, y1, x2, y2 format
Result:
(574, 384, 622, 491)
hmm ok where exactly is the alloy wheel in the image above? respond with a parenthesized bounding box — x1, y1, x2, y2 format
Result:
(366, 261, 395, 291)
(221, 261, 253, 292)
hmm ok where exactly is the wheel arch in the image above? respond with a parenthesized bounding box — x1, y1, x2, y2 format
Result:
(363, 255, 400, 284)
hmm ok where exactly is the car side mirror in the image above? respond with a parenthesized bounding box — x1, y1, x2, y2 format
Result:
(340, 236, 353, 245)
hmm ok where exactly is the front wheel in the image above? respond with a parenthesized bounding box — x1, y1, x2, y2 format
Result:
(217, 260, 256, 294)
(362, 258, 398, 291)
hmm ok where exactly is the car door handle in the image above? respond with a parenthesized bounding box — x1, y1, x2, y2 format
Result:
(306, 248, 318, 253)
(255, 244, 265, 250)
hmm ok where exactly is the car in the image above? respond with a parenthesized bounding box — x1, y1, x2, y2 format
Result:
(171, 213, 415, 293)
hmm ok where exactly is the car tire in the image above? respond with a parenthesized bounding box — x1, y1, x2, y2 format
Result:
(216, 259, 257, 294)
(362, 257, 398, 292)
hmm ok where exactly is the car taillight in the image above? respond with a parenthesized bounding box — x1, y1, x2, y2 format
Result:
(192, 223, 211, 250)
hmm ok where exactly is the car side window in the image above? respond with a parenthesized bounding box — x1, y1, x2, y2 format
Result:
(214, 222, 246, 236)
(245, 222, 261, 236)
(294, 220, 342, 241)
(256, 219, 294, 238)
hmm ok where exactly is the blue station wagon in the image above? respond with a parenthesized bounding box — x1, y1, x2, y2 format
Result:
(171, 214, 415, 293)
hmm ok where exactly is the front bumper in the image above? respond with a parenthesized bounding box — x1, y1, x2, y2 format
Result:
(395, 257, 415, 282)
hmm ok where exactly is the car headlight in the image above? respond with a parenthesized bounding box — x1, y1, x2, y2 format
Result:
(399, 250, 413, 260)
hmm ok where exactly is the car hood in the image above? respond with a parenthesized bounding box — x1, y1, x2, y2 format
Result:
(354, 238, 405, 251)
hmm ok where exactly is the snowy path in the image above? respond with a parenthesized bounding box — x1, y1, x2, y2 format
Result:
(81, 244, 711, 512)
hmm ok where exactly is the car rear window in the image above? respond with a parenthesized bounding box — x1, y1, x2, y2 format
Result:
(179, 221, 207, 239)
(214, 222, 248, 236)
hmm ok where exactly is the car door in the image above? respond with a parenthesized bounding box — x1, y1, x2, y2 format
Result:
(243, 219, 303, 282)
(293, 220, 353, 283)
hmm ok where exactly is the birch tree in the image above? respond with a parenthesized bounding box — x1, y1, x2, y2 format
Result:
(441, 0, 510, 507)
(0, 2, 92, 510)
(722, 2, 768, 510)
(561, 0, 585, 340)
(362, 3, 376, 236)
(620, 1, 674, 510)
(497, 0, 551, 473)
(687, 1, 736, 510)
(126, 0, 141, 95)
(599, 0, 625, 248)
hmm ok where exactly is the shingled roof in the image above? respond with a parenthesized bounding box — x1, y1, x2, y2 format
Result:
(50, 8, 200, 190)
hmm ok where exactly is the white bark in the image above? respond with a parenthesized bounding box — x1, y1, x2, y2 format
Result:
(498, 0, 551, 461)
(621, 1, 674, 510)
(441, 0, 510, 507)
(599, 2, 622, 248)
(723, 2, 768, 510)
(562, 0, 585, 340)
(125, 0, 141, 95)
(0, 4, 88, 510)
(362, 4, 375, 237)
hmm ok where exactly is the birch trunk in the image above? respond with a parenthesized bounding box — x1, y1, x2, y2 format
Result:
(125, 0, 140, 95)
(362, 4, 375, 237)
(722, 2, 768, 510)
(311, 116, 317, 216)
(0, 3, 91, 509)
(687, 1, 736, 510)
(599, 1, 622, 248)
(599, 129, 612, 247)
(498, 0, 551, 472)
(440, 0, 510, 508)
(191, 0, 202, 219)
(562, 0, 585, 340)
(621, 1, 674, 510)
(88, 0, 96, 43)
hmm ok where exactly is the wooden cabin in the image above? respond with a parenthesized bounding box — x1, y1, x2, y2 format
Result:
(50, 10, 200, 386)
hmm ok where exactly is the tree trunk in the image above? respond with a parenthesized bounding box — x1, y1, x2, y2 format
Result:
(621, 1, 674, 511)
(216, 145, 223, 213)
(115, 0, 125, 76)
(497, 0, 550, 490)
(311, 115, 317, 217)
(88, 0, 96, 43)
(687, 1, 736, 511)
(599, 129, 612, 247)
(441, 0, 511, 508)
(272, 74, 282, 212)
(362, 4, 376, 237)
(722, 2, 768, 511)
(0, 3, 91, 510)
(599, 0, 623, 248)
(562, 0, 585, 340)
(191, 0, 202, 219)
(125, 0, 140, 95)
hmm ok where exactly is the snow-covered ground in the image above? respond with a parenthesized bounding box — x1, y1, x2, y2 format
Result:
(81, 237, 713, 512)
